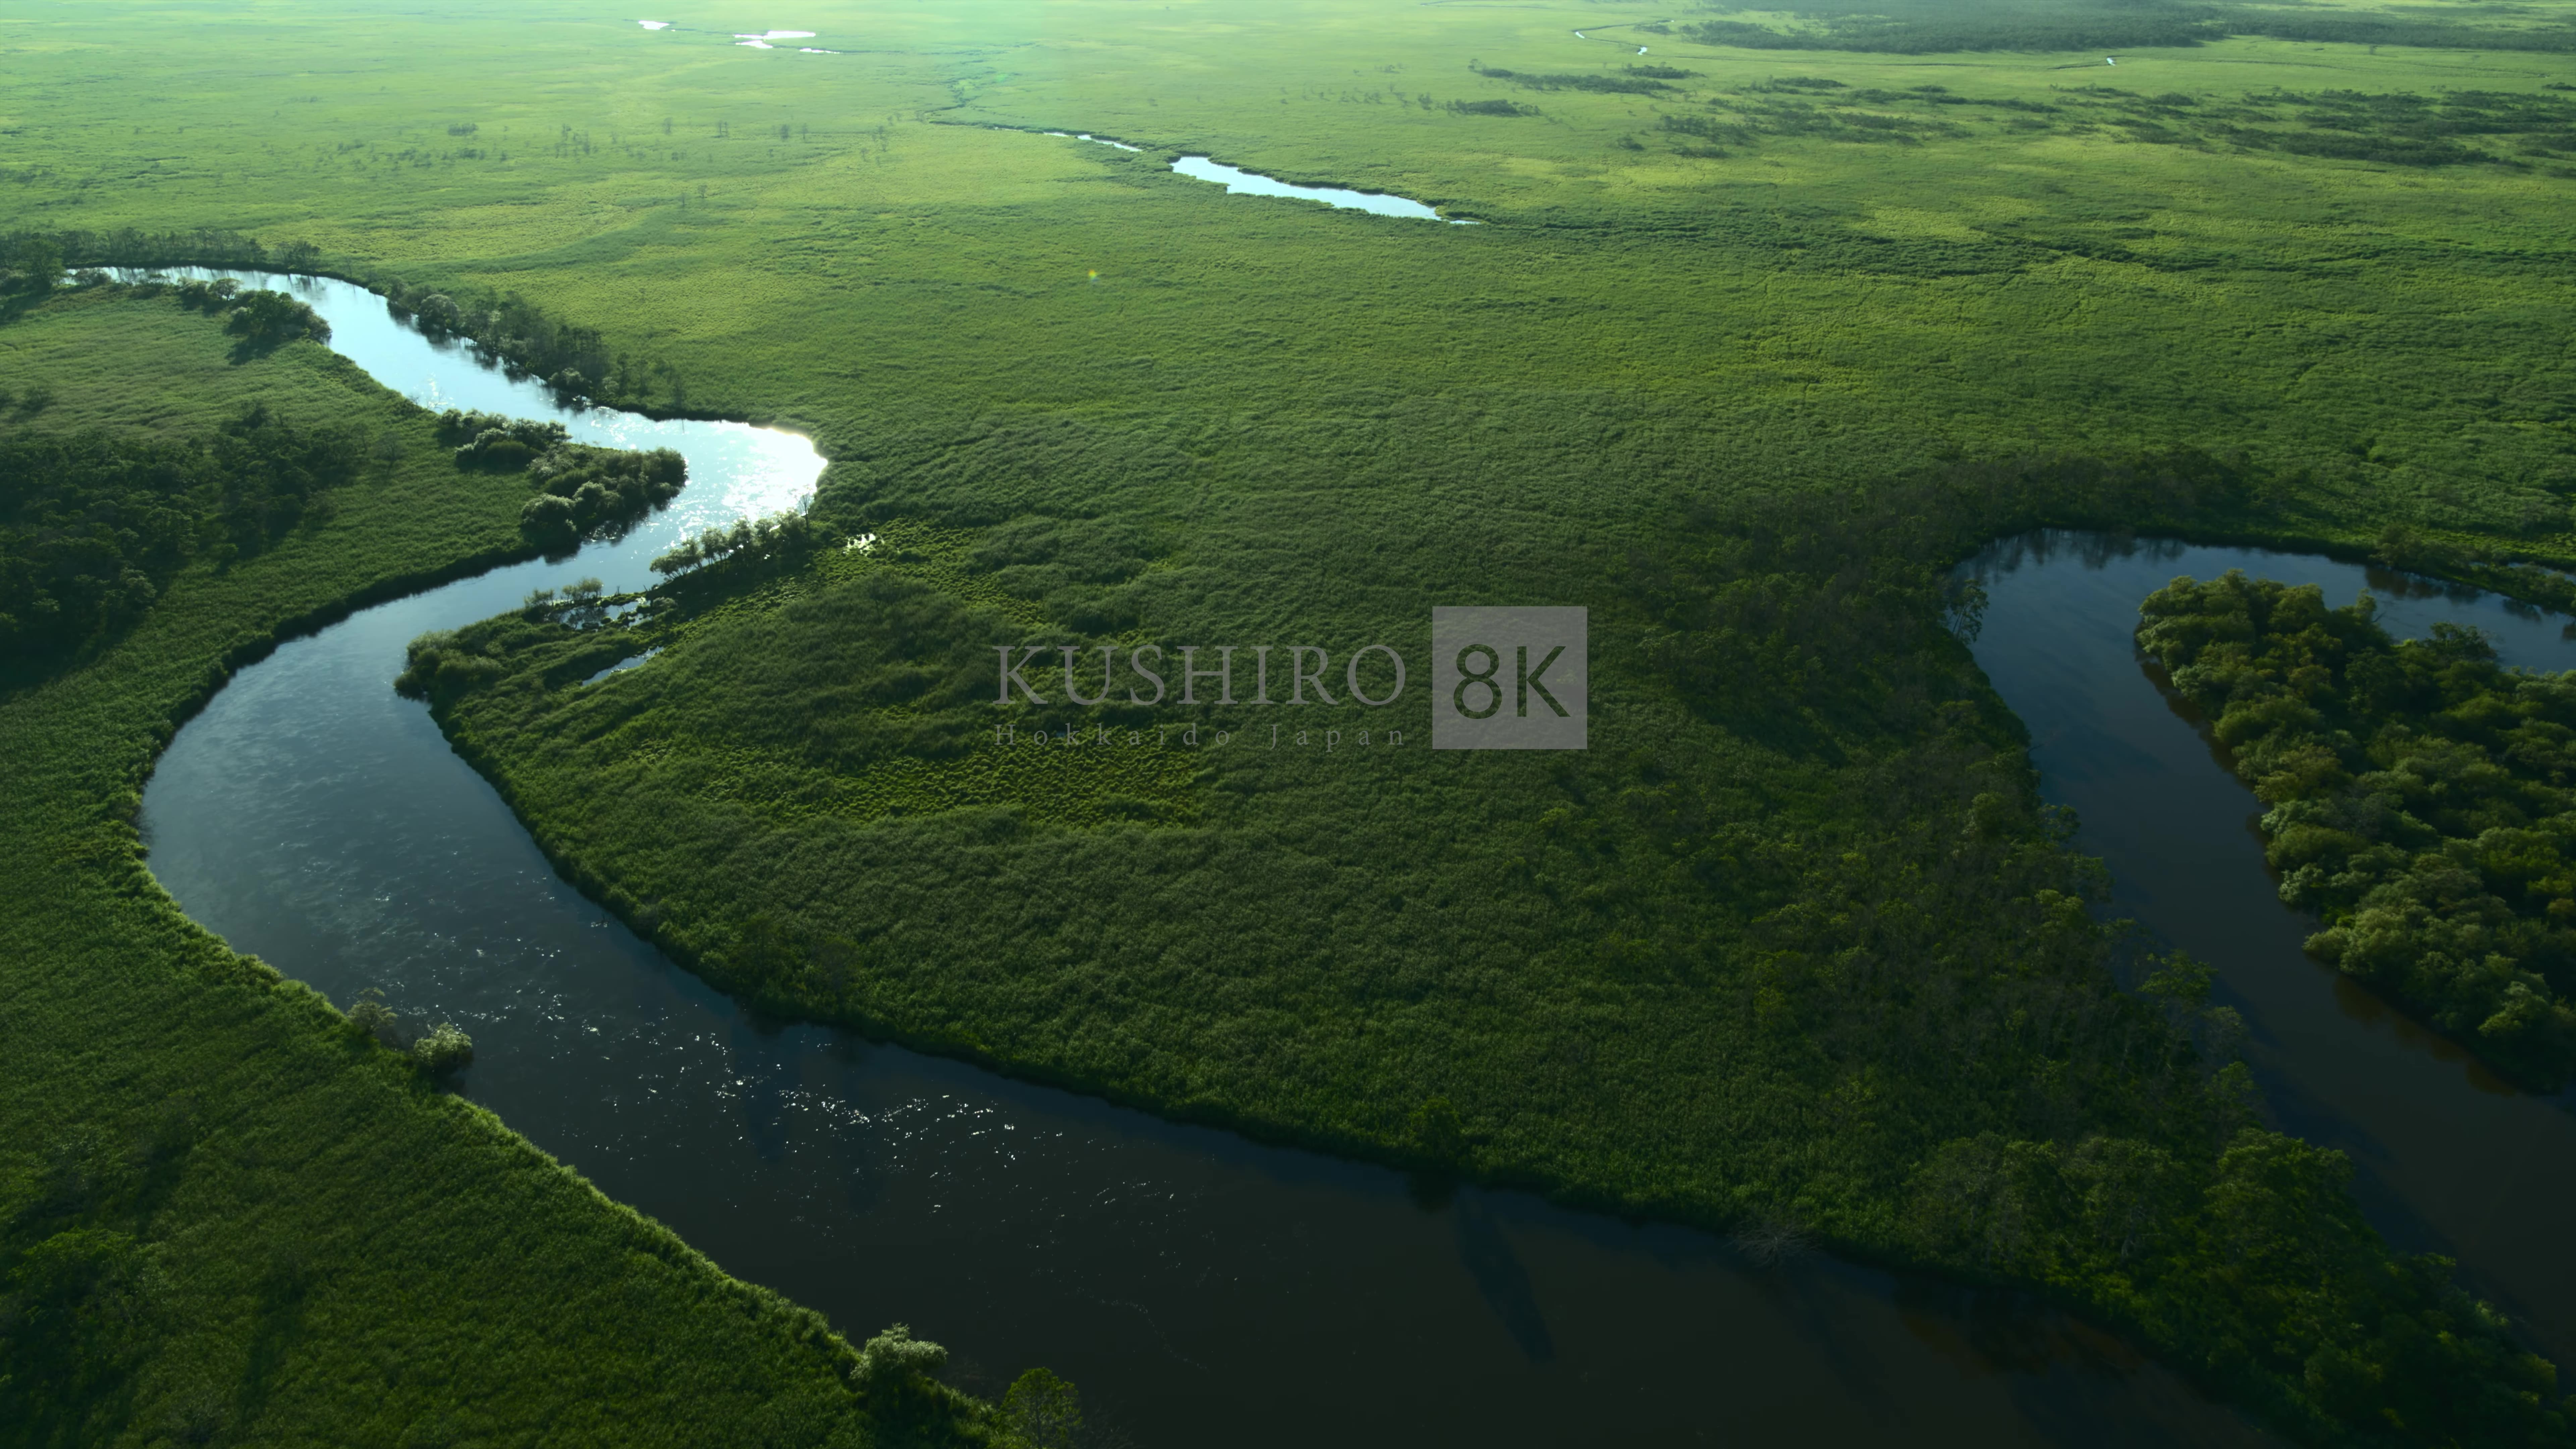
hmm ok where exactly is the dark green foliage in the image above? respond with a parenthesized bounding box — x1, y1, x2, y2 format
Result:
(5, 226, 318, 274)
(1471, 66, 1673, 95)
(2, 237, 64, 296)
(1683, 0, 2225, 56)
(999, 1368, 1082, 1449)
(521, 442, 684, 547)
(1681, 0, 2576, 55)
(1446, 98, 1536, 117)
(426, 410, 680, 549)
(388, 282, 638, 408)
(1650, 80, 2576, 171)
(0, 402, 361, 667)
(2203, 89, 2576, 169)
(219, 288, 330, 349)
(432, 457, 2566, 1443)
(160, 278, 332, 351)
(2138, 572, 2576, 1087)
(648, 510, 817, 577)
(0, 293, 1024, 1447)
(436, 408, 567, 463)
(2233, 15, 2576, 53)
(340, 986, 477, 1077)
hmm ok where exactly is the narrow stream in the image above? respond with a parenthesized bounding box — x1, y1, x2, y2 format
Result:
(138, 275, 2309, 1446)
(1967, 531, 2576, 1367)
(1034, 129, 1477, 222)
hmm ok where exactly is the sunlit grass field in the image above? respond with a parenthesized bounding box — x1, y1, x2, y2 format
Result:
(10, 0, 2576, 1441)
(3, 0, 2572, 541)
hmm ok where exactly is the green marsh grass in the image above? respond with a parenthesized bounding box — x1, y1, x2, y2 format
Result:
(9, 0, 2576, 1439)
(0, 293, 1005, 1446)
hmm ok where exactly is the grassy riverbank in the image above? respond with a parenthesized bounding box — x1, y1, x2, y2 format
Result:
(7, 0, 2576, 1439)
(423, 456, 2569, 1443)
(0, 293, 1006, 1445)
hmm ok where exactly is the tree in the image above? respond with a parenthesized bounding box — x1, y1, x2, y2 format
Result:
(7, 238, 63, 294)
(221, 290, 330, 347)
(1001, 1368, 1083, 1449)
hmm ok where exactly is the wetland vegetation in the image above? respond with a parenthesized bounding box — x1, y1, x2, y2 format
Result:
(10, 0, 2576, 1440)
(2141, 572, 2576, 1089)
(0, 293, 1017, 1445)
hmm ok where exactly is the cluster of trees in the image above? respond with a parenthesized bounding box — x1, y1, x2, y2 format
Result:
(1646, 75, 2575, 173)
(427, 410, 680, 549)
(2138, 572, 2576, 1088)
(144, 276, 333, 348)
(647, 509, 816, 576)
(428, 409, 685, 551)
(518, 444, 686, 550)
(382, 281, 669, 405)
(0, 403, 361, 668)
(2235, 14, 2576, 52)
(1, 236, 64, 296)
(344, 988, 475, 1078)
(1, 227, 316, 277)
(434, 407, 568, 467)
(1446, 99, 1537, 117)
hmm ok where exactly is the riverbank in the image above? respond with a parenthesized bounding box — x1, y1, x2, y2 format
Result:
(0, 290, 1002, 1445)
(420, 460, 2573, 1443)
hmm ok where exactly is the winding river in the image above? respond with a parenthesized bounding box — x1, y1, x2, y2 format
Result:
(132, 272, 2569, 1443)
(1966, 533, 2576, 1368)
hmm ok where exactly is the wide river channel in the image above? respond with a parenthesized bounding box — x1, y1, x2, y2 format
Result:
(133, 273, 2573, 1444)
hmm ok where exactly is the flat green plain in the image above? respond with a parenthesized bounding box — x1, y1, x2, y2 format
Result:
(10, 0, 2576, 1443)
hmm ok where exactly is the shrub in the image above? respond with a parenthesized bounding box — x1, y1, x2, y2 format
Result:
(1000, 1368, 1082, 1449)
(220, 290, 330, 347)
(519, 494, 577, 551)
(851, 1323, 947, 1391)
(410, 1023, 474, 1077)
(345, 988, 401, 1048)
(648, 510, 812, 576)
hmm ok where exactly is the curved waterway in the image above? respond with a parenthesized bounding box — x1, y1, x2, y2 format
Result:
(1036, 129, 1477, 222)
(1967, 532, 2576, 1368)
(132, 273, 2273, 1445)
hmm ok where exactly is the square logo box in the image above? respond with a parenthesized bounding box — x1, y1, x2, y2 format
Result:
(1432, 606, 1588, 750)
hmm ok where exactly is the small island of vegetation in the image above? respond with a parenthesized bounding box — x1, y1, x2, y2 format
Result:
(2140, 572, 2576, 1088)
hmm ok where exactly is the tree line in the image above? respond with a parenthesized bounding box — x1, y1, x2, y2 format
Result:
(3, 229, 693, 414)
(387, 282, 682, 408)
